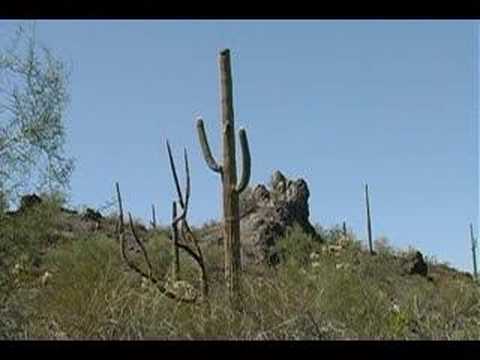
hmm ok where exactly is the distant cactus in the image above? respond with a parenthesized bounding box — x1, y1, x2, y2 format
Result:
(470, 223, 478, 280)
(150, 204, 157, 229)
(196, 49, 251, 308)
(365, 184, 374, 255)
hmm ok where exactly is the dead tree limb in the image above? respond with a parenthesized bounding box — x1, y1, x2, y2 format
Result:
(167, 141, 209, 301)
(115, 181, 197, 304)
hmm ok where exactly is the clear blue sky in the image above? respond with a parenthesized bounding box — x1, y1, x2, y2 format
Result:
(1, 20, 478, 273)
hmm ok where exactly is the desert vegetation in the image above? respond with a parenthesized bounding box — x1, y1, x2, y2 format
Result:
(0, 26, 478, 340)
(0, 199, 479, 339)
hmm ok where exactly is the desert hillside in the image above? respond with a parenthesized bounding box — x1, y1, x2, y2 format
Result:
(0, 189, 478, 340)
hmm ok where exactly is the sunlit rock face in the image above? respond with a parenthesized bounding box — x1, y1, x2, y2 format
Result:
(239, 170, 319, 265)
(200, 170, 320, 266)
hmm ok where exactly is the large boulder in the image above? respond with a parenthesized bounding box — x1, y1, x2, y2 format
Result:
(401, 251, 428, 277)
(19, 193, 43, 212)
(208, 170, 320, 266)
(82, 208, 103, 222)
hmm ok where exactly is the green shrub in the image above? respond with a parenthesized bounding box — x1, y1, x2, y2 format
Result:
(276, 224, 321, 266)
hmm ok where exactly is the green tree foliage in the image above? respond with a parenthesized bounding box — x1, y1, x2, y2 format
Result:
(0, 23, 74, 207)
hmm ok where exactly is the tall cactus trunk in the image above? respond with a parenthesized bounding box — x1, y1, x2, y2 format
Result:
(220, 49, 242, 307)
(470, 223, 478, 281)
(196, 49, 251, 310)
(365, 184, 374, 255)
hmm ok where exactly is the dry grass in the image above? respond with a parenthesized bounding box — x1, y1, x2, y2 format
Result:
(0, 203, 479, 340)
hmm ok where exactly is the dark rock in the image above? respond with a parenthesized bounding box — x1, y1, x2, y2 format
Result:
(82, 208, 103, 222)
(19, 193, 42, 211)
(460, 271, 473, 280)
(402, 251, 428, 277)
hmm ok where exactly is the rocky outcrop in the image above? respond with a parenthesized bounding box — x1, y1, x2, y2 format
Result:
(19, 193, 43, 212)
(240, 170, 320, 265)
(206, 170, 320, 266)
(401, 251, 428, 277)
(82, 208, 103, 222)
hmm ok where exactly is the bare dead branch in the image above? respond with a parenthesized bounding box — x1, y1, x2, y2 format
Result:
(128, 212, 154, 279)
(116, 182, 157, 284)
(179, 222, 209, 299)
(115, 182, 124, 231)
(115, 182, 196, 304)
(180, 220, 204, 266)
(166, 140, 185, 209)
(176, 241, 202, 264)
(120, 225, 158, 286)
(167, 143, 209, 301)
(115, 141, 208, 305)
(171, 200, 180, 281)
(182, 147, 190, 214)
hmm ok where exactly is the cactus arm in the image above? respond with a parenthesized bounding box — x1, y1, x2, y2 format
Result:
(235, 128, 251, 194)
(196, 118, 222, 174)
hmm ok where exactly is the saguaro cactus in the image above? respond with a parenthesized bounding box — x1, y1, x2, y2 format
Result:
(196, 49, 251, 307)
(470, 223, 478, 280)
(365, 183, 374, 255)
(151, 204, 157, 229)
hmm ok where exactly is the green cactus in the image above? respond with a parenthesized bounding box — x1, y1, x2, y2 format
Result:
(196, 49, 251, 308)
